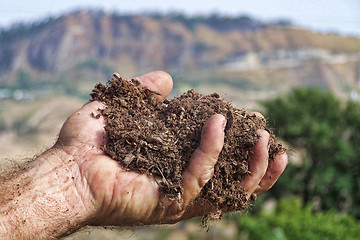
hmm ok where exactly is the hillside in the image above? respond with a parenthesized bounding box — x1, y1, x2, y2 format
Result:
(1, 10, 360, 240)
(1, 9, 360, 161)
(0, 9, 359, 96)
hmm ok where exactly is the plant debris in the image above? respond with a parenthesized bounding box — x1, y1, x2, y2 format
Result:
(90, 73, 284, 221)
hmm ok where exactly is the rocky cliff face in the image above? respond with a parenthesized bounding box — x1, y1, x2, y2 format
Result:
(1, 10, 360, 160)
(0, 10, 360, 94)
(1, 10, 359, 74)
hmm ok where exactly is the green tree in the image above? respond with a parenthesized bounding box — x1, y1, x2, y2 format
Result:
(237, 197, 360, 240)
(262, 88, 360, 217)
(15, 70, 32, 89)
(0, 107, 5, 132)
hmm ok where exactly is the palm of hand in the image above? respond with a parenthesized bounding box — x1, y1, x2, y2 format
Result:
(56, 100, 170, 225)
(55, 71, 288, 226)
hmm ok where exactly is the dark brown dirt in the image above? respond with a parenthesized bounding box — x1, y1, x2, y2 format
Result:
(90, 73, 284, 221)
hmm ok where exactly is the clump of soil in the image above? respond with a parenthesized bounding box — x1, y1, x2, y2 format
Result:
(90, 73, 284, 221)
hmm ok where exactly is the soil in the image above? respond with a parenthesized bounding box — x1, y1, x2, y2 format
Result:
(90, 73, 284, 221)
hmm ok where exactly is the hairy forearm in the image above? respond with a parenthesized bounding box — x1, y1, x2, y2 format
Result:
(0, 148, 94, 239)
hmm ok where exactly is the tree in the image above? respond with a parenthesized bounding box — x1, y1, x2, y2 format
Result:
(262, 88, 360, 217)
(15, 70, 32, 89)
(237, 197, 360, 240)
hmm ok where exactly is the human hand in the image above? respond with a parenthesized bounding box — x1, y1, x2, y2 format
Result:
(55, 71, 288, 226)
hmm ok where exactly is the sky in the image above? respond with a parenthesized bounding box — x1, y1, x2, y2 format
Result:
(0, 0, 359, 36)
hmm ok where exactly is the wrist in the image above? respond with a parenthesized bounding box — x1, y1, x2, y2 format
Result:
(0, 147, 96, 239)
(46, 147, 97, 230)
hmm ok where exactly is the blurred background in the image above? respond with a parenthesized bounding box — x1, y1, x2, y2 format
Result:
(1, 0, 360, 239)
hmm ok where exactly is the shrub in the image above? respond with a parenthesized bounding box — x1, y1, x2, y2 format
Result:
(262, 88, 360, 217)
(237, 197, 360, 240)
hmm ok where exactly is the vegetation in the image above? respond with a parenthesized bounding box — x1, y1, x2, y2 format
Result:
(162, 12, 267, 32)
(12, 115, 37, 136)
(15, 70, 33, 90)
(172, 71, 262, 92)
(0, 69, 92, 100)
(0, 107, 5, 132)
(0, 16, 59, 43)
(262, 88, 360, 218)
(0, 47, 14, 73)
(237, 197, 360, 240)
(76, 59, 115, 76)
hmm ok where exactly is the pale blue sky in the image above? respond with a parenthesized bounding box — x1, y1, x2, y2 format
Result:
(0, 0, 359, 35)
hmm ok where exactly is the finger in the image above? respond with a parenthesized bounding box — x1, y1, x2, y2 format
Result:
(178, 196, 216, 221)
(81, 100, 106, 112)
(254, 151, 288, 195)
(241, 129, 270, 198)
(136, 71, 173, 102)
(80, 101, 107, 127)
(181, 114, 226, 208)
(57, 101, 108, 148)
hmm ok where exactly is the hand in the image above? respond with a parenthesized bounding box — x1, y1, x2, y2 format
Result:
(55, 71, 288, 226)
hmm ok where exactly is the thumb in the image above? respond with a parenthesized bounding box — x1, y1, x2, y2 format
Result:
(136, 71, 173, 102)
(181, 114, 226, 208)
